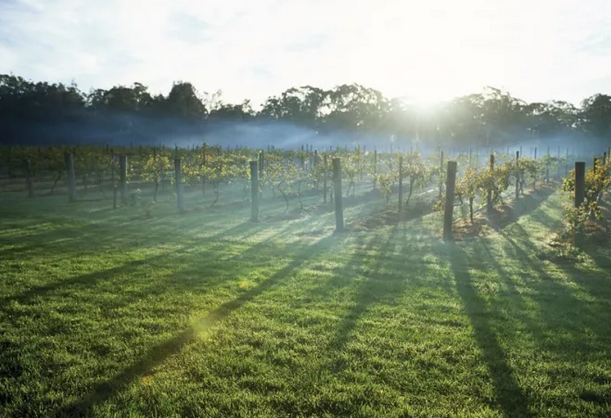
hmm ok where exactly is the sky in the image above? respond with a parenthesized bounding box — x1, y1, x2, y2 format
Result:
(1, 0, 611, 108)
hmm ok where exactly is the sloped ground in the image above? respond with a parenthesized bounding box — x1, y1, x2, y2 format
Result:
(0, 188, 610, 417)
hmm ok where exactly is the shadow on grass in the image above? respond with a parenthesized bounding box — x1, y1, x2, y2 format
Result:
(451, 187, 556, 241)
(1, 218, 301, 309)
(444, 243, 532, 418)
(0, 214, 266, 260)
(54, 233, 341, 417)
(325, 233, 392, 355)
(499, 224, 609, 340)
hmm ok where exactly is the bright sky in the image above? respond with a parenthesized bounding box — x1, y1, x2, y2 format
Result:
(1, 0, 611, 107)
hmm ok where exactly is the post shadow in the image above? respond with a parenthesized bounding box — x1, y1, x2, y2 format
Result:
(54, 233, 340, 417)
(443, 243, 532, 418)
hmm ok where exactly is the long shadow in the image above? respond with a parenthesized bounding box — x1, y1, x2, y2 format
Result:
(54, 233, 340, 417)
(444, 243, 532, 418)
(480, 187, 556, 233)
(0, 216, 265, 261)
(1, 221, 298, 309)
(499, 225, 608, 340)
(1, 250, 186, 308)
(318, 228, 417, 375)
(324, 233, 390, 356)
(477, 239, 554, 351)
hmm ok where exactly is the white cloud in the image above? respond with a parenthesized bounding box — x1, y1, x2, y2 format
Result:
(1, 0, 611, 106)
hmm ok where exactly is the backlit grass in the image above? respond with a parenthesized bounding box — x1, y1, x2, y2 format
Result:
(1, 186, 610, 417)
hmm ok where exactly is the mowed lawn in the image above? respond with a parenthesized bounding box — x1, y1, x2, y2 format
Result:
(1, 187, 611, 417)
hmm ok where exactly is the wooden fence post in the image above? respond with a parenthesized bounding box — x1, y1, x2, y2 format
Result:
(250, 161, 259, 222)
(119, 155, 127, 205)
(323, 154, 328, 203)
(64, 152, 76, 202)
(515, 151, 520, 201)
(175, 158, 185, 212)
(487, 154, 494, 212)
(575, 162, 585, 208)
(110, 148, 115, 188)
(332, 158, 344, 232)
(443, 161, 458, 242)
(557, 147, 561, 180)
(398, 156, 404, 219)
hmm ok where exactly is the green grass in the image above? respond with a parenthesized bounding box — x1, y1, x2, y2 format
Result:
(1, 186, 611, 417)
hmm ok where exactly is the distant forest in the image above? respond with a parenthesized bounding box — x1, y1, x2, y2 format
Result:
(1, 74, 610, 148)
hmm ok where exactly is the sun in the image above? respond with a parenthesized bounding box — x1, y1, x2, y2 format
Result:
(359, 0, 499, 108)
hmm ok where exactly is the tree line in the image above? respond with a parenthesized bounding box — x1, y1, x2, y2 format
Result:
(1, 73, 610, 147)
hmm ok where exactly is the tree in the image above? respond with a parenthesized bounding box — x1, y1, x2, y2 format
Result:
(165, 82, 206, 119)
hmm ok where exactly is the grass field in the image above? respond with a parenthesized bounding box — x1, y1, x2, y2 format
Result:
(1, 184, 611, 417)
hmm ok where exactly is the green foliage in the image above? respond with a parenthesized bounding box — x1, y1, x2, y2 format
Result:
(563, 163, 610, 216)
(1, 190, 610, 417)
(455, 167, 480, 223)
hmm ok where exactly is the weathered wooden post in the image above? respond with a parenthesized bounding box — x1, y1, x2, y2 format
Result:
(332, 158, 344, 232)
(258, 150, 264, 198)
(515, 151, 520, 200)
(113, 184, 118, 209)
(487, 154, 494, 213)
(250, 160, 259, 222)
(323, 154, 328, 203)
(175, 158, 185, 212)
(110, 148, 115, 187)
(556, 147, 561, 180)
(398, 156, 404, 219)
(119, 155, 127, 204)
(64, 152, 77, 202)
(24, 159, 34, 198)
(575, 162, 585, 208)
(443, 161, 458, 242)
